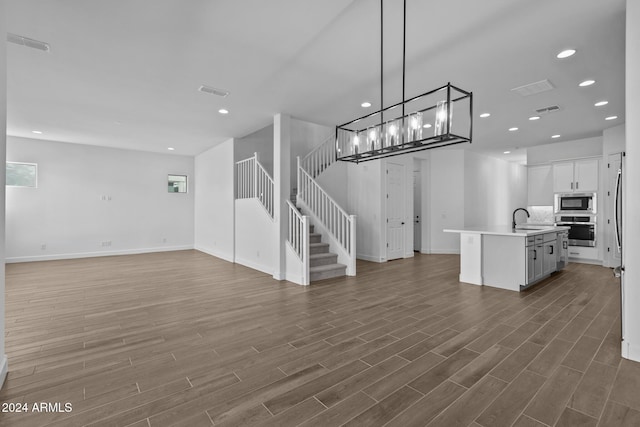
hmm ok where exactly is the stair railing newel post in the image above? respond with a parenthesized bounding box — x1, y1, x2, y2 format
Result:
(302, 215, 310, 285)
(253, 152, 258, 199)
(349, 214, 356, 275)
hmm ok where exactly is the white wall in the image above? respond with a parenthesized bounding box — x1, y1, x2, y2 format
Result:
(623, 0, 640, 361)
(527, 136, 603, 165)
(428, 150, 465, 253)
(235, 124, 274, 176)
(603, 124, 625, 156)
(347, 161, 384, 262)
(5, 137, 194, 262)
(234, 199, 275, 275)
(464, 151, 527, 228)
(194, 139, 235, 262)
(1, 0, 7, 387)
(290, 118, 334, 191)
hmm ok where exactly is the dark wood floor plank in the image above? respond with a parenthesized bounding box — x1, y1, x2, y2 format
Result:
(523, 365, 583, 425)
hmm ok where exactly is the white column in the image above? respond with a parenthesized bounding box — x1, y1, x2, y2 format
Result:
(273, 114, 291, 280)
(623, 0, 640, 361)
(0, 0, 8, 387)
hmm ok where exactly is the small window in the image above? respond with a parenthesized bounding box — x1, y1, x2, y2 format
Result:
(6, 162, 38, 188)
(168, 174, 187, 193)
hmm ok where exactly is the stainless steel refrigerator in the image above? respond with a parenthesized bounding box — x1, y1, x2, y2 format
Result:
(612, 153, 625, 339)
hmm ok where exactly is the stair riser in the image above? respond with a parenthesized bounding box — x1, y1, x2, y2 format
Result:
(311, 267, 347, 282)
(309, 235, 322, 244)
(309, 244, 330, 255)
(310, 255, 338, 267)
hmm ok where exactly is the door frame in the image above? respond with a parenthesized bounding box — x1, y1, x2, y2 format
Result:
(385, 161, 406, 261)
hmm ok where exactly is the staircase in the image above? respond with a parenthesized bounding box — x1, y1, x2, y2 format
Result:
(294, 135, 356, 282)
(239, 138, 355, 286)
(297, 208, 347, 282)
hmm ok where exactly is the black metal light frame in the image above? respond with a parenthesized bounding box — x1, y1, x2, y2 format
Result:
(335, 0, 473, 164)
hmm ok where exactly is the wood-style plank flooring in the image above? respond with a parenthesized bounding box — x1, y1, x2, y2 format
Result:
(1, 250, 639, 426)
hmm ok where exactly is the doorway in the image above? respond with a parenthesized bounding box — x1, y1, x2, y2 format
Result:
(386, 162, 405, 260)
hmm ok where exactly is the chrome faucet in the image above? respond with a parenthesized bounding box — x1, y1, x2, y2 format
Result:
(512, 208, 530, 229)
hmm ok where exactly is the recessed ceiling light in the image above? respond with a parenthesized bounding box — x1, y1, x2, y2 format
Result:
(595, 101, 608, 107)
(31, 130, 42, 134)
(552, 134, 561, 139)
(503, 151, 511, 154)
(579, 80, 595, 87)
(508, 127, 518, 131)
(168, 147, 175, 151)
(479, 113, 491, 118)
(361, 102, 372, 108)
(529, 116, 540, 121)
(423, 123, 432, 128)
(556, 49, 576, 59)
(218, 109, 229, 114)
(605, 115, 618, 121)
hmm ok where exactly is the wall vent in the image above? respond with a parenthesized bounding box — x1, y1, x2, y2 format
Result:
(198, 85, 230, 97)
(535, 105, 561, 115)
(511, 79, 554, 97)
(7, 33, 50, 52)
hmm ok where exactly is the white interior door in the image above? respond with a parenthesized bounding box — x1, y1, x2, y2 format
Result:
(387, 162, 405, 260)
(413, 170, 421, 251)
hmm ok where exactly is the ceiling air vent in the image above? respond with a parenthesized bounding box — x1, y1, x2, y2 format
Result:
(511, 79, 554, 97)
(7, 33, 50, 52)
(198, 85, 230, 97)
(535, 105, 561, 115)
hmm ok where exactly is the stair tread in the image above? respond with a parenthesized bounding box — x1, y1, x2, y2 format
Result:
(309, 263, 347, 272)
(309, 242, 329, 247)
(309, 252, 337, 259)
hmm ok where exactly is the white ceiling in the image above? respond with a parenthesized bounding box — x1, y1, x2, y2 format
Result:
(6, 0, 626, 161)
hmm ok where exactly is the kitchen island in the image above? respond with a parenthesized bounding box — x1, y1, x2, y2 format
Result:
(444, 226, 569, 292)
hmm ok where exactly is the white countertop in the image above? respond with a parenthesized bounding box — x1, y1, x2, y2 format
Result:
(443, 225, 569, 237)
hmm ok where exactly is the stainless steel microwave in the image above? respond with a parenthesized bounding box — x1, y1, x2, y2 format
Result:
(554, 192, 597, 214)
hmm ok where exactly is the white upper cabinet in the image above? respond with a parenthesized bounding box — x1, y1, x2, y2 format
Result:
(553, 159, 599, 193)
(528, 165, 554, 205)
(574, 159, 599, 192)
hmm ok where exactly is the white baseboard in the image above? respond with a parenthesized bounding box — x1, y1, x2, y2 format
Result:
(429, 249, 461, 254)
(622, 339, 640, 362)
(6, 245, 194, 263)
(357, 254, 384, 263)
(568, 258, 603, 266)
(273, 271, 286, 281)
(194, 246, 234, 263)
(0, 355, 7, 390)
(235, 257, 273, 276)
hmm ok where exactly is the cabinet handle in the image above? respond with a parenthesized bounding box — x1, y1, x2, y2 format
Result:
(576, 181, 579, 190)
(534, 249, 537, 260)
(550, 246, 554, 255)
(563, 241, 567, 249)
(571, 182, 573, 190)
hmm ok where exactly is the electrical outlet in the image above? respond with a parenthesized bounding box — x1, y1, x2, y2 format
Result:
(100, 241, 112, 247)
(162, 238, 167, 243)
(41, 244, 46, 250)
(257, 250, 260, 258)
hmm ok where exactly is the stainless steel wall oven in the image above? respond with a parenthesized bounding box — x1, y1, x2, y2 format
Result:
(555, 215, 596, 247)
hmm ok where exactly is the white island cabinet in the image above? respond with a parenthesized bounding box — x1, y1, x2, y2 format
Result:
(444, 226, 569, 292)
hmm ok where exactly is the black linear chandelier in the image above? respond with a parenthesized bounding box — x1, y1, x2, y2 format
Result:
(336, 0, 473, 163)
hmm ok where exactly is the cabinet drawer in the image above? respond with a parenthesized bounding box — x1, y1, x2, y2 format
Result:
(568, 246, 598, 260)
(527, 236, 535, 246)
(535, 235, 544, 244)
(543, 232, 557, 243)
